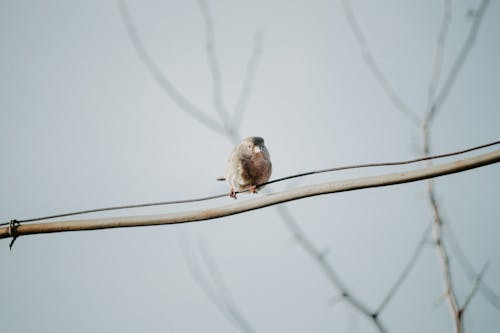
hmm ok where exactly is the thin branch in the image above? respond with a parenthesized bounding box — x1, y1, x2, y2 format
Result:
(444, 225, 500, 311)
(117, 0, 226, 136)
(198, 240, 238, 309)
(2, 149, 498, 240)
(232, 30, 262, 132)
(433, 0, 491, 117)
(460, 262, 489, 314)
(421, 4, 459, 329)
(375, 222, 432, 315)
(177, 232, 255, 333)
(177, 232, 230, 319)
(425, 0, 451, 124)
(428, 182, 461, 333)
(340, 0, 420, 126)
(198, 240, 256, 333)
(276, 205, 387, 333)
(197, 0, 232, 130)
(420, 2, 491, 331)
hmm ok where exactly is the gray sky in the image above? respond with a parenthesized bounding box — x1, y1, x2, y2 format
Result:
(1, 1, 499, 332)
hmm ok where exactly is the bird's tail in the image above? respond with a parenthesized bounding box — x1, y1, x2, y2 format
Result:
(216, 177, 226, 181)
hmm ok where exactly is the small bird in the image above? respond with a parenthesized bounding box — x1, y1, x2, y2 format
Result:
(218, 136, 272, 199)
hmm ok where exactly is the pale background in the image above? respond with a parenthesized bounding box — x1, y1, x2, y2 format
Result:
(0, 0, 499, 332)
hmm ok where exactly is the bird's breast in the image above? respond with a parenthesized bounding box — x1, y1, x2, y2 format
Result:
(240, 153, 272, 185)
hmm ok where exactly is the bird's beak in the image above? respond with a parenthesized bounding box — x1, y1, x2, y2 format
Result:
(254, 146, 261, 153)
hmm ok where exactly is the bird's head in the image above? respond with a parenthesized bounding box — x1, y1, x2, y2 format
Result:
(241, 136, 265, 156)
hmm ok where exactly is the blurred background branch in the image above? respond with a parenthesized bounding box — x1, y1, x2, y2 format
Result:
(276, 205, 387, 332)
(374, 223, 432, 315)
(340, 0, 420, 126)
(178, 231, 256, 333)
(117, 0, 227, 136)
(197, 0, 233, 137)
(342, 0, 492, 331)
(445, 225, 500, 311)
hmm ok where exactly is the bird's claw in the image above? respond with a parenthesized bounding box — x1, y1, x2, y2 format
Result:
(249, 185, 258, 194)
(229, 189, 237, 199)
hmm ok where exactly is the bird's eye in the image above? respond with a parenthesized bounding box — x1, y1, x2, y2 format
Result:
(248, 144, 252, 148)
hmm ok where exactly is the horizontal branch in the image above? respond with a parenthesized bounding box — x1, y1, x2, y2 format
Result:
(1, 149, 499, 241)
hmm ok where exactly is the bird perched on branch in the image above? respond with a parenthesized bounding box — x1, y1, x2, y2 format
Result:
(217, 136, 272, 199)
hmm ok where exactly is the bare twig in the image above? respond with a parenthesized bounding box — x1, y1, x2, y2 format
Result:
(375, 223, 432, 314)
(433, 0, 491, 116)
(460, 262, 489, 315)
(340, 0, 420, 126)
(117, 0, 226, 136)
(445, 225, 500, 311)
(276, 205, 387, 333)
(232, 30, 262, 132)
(177, 232, 256, 333)
(425, 0, 451, 124)
(197, 240, 256, 333)
(197, 0, 233, 133)
(197, 240, 238, 309)
(177, 232, 230, 319)
(421, 3, 459, 329)
(428, 183, 461, 333)
(421, 2, 491, 331)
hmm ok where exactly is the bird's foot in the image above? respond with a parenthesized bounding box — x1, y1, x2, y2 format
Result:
(229, 189, 237, 199)
(249, 185, 258, 194)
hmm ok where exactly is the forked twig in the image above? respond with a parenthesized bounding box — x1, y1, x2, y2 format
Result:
(375, 223, 432, 314)
(342, 0, 492, 330)
(425, 0, 451, 124)
(276, 205, 387, 333)
(117, 0, 226, 136)
(445, 225, 500, 311)
(460, 262, 489, 315)
(177, 231, 256, 333)
(422, 2, 490, 331)
(340, 0, 420, 125)
(197, 0, 232, 129)
(433, 0, 491, 115)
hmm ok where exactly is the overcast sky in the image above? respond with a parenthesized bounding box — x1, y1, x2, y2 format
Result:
(1, 1, 499, 332)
